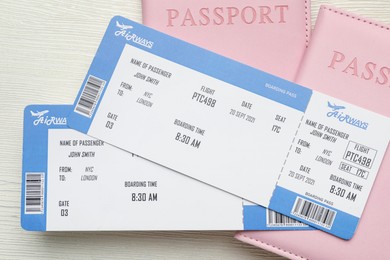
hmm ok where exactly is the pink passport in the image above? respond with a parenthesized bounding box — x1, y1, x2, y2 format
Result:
(235, 5, 390, 259)
(142, 0, 310, 81)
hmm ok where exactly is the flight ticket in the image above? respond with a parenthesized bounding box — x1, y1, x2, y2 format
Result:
(21, 105, 309, 231)
(67, 17, 389, 239)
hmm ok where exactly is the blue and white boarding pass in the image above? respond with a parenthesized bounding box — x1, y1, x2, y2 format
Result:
(21, 105, 310, 231)
(68, 17, 389, 239)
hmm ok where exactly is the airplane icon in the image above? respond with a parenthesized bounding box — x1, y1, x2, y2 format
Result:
(327, 102, 346, 111)
(116, 21, 133, 30)
(30, 110, 49, 118)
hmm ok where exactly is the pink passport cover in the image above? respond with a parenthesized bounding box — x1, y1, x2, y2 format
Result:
(235, 5, 390, 259)
(142, 0, 310, 81)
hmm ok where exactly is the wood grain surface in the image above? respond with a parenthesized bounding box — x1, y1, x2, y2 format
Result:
(1, 0, 389, 259)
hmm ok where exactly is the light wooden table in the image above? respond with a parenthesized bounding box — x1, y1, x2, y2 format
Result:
(1, 0, 389, 259)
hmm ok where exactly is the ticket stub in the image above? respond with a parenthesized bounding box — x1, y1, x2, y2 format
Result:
(67, 17, 389, 239)
(21, 105, 310, 231)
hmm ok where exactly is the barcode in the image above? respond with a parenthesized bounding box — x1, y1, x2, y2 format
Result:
(74, 75, 106, 117)
(25, 172, 45, 214)
(291, 197, 336, 229)
(266, 209, 308, 227)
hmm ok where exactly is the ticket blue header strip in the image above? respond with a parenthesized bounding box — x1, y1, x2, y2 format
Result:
(243, 205, 313, 230)
(68, 16, 312, 134)
(269, 186, 359, 240)
(21, 105, 70, 231)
